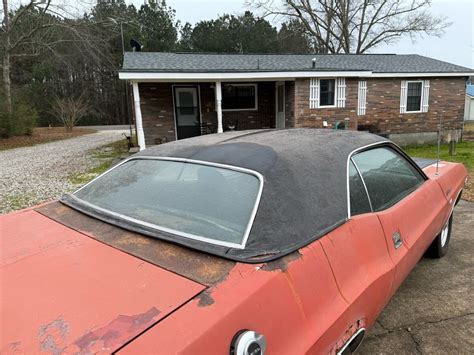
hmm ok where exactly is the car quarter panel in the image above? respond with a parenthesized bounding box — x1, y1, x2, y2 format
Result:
(376, 179, 448, 291)
(319, 214, 394, 328)
(118, 243, 353, 354)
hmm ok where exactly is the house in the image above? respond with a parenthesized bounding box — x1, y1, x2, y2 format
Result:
(464, 83, 474, 121)
(119, 52, 473, 150)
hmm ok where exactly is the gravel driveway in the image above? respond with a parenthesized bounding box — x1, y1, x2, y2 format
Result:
(0, 130, 126, 214)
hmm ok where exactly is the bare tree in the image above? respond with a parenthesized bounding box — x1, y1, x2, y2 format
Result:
(249, 0, 450, 53)
(1, 0, 116, 115)
(50, 94, 89, 131)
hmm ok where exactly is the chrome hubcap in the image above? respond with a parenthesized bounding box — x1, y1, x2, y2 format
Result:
(440, 222, 449, 247)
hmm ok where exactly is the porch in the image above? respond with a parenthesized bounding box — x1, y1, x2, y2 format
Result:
(131, 81, 295, 149)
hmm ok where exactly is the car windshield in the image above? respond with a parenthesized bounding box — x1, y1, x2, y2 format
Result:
(71, 158, 262, 248)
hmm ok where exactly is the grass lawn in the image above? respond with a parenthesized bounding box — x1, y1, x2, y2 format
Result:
(69, 139, 130, 185)
(0, 127, 96, 151)
(403, 141, 473, 201)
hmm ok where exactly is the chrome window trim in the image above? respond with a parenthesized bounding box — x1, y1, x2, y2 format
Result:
(346, 141, 428, 218)
(71, 156, 265, 250)
(346, 141, 390, 219)
(350, 157, 374, 213)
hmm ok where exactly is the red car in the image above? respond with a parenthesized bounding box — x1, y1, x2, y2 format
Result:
(0, 129, 467, 354)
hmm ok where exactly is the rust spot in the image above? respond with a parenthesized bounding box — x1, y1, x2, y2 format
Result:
(66, 307, 160, 354)
(36, 202, 235, 286)
(196, 290, 215, 307)
(37, 317, 70, 355)
(261, 251, 301, 272)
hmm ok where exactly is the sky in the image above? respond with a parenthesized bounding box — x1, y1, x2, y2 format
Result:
(156, 0, 473, 69)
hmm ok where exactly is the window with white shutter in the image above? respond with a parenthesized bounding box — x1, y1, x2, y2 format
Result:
(309, 78, 319, 108)
(357, 80, 367, 115)
(401, 80, 429, 113)
(309, 77, 346, 108)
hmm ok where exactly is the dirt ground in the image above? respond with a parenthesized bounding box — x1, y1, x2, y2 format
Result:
(359, 200, 474, 354)
(0, 127, 95, 150)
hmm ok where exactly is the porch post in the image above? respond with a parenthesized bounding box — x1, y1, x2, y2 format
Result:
(216, 81, 223, 133)
(132, 81, 146, 150)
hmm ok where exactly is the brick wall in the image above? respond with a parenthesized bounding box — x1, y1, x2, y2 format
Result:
(138, 83, 175, 145)
(293, 77, 467, 135)
(138, 82, 277, 145)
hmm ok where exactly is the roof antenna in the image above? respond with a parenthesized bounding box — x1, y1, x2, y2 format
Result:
(312, 58, 316, 69)
(436, 115, 442, 175)
(257, 59, 260, 69)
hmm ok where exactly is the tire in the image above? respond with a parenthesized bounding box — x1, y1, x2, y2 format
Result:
(426, 214, 453, 258)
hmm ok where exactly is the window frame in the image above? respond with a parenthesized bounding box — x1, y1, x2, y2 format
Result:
(405, 80, 424, 113)
(221, 83, 258, 112)
(346, 142, 428, 218)
(67, 156, 265, 250)
(319, 78, 337, 107)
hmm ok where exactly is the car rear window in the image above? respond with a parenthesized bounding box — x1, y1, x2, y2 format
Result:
(72, 158, 263, 249)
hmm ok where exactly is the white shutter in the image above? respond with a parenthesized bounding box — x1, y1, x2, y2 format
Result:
(422, 80, 430, 112)
(336, 77, 346, 108)
(400, 80, 407, 113)
(357, 80, 367, 115)
(309, 78, 319, 108)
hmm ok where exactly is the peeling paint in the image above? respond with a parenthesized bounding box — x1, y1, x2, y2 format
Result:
(66, 307, 160, 354)
(196, 290, 215, 307)
(261, 251, 301, 272)
(37, 317, 70, 355)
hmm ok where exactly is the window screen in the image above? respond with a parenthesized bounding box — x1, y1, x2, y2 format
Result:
(349, 160, 372, 216)
(406, 82, 422, 112)
(320, 79, 335, 106)
(73, 159, 262, 248)
(352, 147, 424, 211)
(222, 84, 257, 110)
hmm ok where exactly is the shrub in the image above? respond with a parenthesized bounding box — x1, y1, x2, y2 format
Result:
(0, 101, 38, 138)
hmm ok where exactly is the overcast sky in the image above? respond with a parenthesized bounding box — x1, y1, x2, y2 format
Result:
(155, 0, 473, 68)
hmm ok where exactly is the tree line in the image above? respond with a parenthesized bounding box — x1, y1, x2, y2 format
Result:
(0, 0, 447, 136)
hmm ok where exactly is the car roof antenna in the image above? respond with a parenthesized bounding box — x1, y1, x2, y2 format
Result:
(436, 115, 442, 176)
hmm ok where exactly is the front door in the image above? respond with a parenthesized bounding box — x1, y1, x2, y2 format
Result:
(174, 86, 201, 140)
(276, 82, 285, 128)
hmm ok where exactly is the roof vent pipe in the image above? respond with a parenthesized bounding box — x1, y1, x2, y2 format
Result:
(312, 58, 316, 69)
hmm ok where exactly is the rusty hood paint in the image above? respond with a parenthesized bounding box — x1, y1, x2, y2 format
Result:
(0, 209, 206, 354)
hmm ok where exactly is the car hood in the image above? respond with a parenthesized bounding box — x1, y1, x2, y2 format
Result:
(0, 209, 206, 354)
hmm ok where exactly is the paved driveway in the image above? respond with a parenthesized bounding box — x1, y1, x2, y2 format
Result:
(0, 130, 126, 214)
(359, 200, 474, 354)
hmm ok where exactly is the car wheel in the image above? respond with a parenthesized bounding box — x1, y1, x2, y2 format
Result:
(426, 214, 453, 258)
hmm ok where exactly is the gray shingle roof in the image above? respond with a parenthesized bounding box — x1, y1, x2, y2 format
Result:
(121, 52, 472, 73)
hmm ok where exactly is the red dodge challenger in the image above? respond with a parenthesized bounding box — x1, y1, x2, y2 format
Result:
(0, 129, 467, 354)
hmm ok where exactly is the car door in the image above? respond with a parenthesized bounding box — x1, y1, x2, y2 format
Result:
(351, 146, 448, 292)
(319, 160, 394, 342)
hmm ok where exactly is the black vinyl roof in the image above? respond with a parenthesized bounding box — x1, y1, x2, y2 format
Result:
(121, 52, 472, 74)
(105, 129, 388, 261)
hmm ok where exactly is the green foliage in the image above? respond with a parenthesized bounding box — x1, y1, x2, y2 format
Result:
(278, 20, 312, 54)
(190, 11, 278, 53)
(0, 98, 38, 138)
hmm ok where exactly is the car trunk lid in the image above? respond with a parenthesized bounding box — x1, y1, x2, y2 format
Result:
(0, 210, 206, 354)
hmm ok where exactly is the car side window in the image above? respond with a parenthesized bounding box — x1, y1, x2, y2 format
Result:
(349, 160, 372, 216)
(352, 147, 425, 211)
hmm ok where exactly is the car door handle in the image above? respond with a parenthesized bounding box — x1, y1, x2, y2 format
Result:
(392, 231, 402, 249)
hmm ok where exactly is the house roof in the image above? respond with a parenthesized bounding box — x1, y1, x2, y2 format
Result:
(121, 52, 472, 75)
